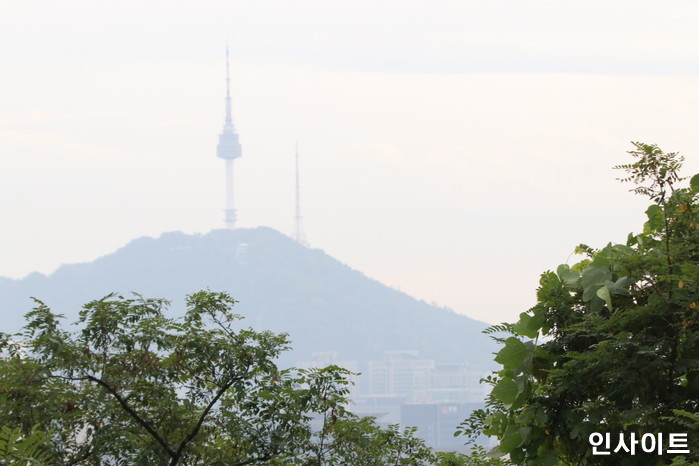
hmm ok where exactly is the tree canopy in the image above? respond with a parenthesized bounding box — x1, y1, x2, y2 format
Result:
(0, 290, 460, 465)
(463, 143, 699, 464)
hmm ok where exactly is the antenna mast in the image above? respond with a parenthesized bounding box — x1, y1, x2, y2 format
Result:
(294, 143, 308, 246)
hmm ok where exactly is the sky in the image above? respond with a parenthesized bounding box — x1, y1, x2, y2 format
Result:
(2, 0, 699, 324)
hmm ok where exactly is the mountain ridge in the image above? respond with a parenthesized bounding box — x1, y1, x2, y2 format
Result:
(0, 227, 496, 368)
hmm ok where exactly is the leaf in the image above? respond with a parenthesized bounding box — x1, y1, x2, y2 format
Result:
(557, 265, 580, 288)
(532, 346, 555, 380)
(491, 377, 518, 405)
(495, 337, 528, 370)
(691, 173, 699, 192)
(514, 312, 543, 339)
(574, 244, 593, 256)
(581, 266, 612, 303)
(535, 447, 559, 466)
(510, 376, 532, 410)
(581, 266, 612, 288)
(596, 286, 613, 311)
(498, 425, 524, 453)
(645, 204, 664, 232)
(518, 426, 531, 443)
(606, 276, 632, 295)
(537, 271, 561, 301)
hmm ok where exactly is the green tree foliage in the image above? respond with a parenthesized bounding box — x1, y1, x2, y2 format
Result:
(0, 290, 474, 465)
(0, 425, 55, 464)
(461, 143, 699, 464)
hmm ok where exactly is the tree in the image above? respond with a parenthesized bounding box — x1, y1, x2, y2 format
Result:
(0, 290, 471, 465)
(461, 143, 699, 464)
(0, 291, 366, 464)
(0, 425, 55, 464)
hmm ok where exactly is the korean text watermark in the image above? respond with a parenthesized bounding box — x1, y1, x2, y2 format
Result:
(589, 432, 689, 456)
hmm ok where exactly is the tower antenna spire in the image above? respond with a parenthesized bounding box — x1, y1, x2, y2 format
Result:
(294, 142, 308, 246)
(224, 46, 233, 128)
(216, 46, 243, 229)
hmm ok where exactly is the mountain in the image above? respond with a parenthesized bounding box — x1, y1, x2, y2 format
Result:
(0, 227, 496, 368)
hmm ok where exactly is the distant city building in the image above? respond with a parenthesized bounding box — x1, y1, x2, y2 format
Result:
(418, 363, 491, 403)
(216, 47, 243, 229)
(401, 402, 486, 452)
(361, 351, 488, 403)
(367, 350, 434, 396)
(297, 349, 490, 451)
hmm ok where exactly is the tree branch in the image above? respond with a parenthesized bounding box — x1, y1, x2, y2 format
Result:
(57, 374, 177, 459)
(170, 377, 238, 465)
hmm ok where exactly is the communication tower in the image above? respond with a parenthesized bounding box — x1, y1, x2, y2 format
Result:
(216, 47, 242, 229)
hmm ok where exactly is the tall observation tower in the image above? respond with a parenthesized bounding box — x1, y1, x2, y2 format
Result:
(216, 47, 242, 229)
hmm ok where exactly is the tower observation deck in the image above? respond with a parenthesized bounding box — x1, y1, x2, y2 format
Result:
(217, 47, 242, 229)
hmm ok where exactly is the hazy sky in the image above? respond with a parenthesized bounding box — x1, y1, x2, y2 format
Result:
(2, 0, 699, 323)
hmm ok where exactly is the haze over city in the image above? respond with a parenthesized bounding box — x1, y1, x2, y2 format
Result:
(2, 0, 699, 324)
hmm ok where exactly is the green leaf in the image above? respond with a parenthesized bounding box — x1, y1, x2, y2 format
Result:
(596, 286, 613, 311)
(510, 376, 532, 410)
(605, 276, 632, 296)
(498, 425, 524, 453)
(574, 244, 593, 256)
(514, 312, 543, 339)
(645, 204, 664, 232)
(557, 265, 580, 288)
(691, 173, 699, 192)
(581, 266, 612, 303)
(518, 426, 531, 443)
(495, 337, 528, 370)
(535, 447, 559, 466)
(486, 445, 507, 459)
(491, 377, 518, 405)
(482, 412, 507, 437)
(581, 266, 612, 288)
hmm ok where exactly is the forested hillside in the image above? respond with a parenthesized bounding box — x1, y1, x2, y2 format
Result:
(1, 227, 495, 368)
